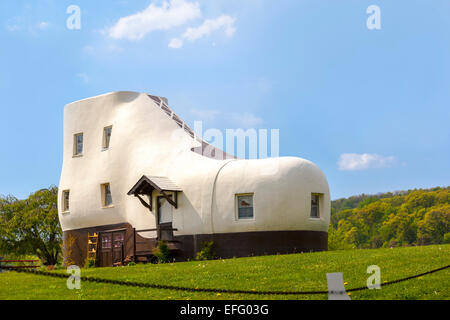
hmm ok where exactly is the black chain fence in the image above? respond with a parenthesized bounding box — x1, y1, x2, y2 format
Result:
(0, 264, 448, 296)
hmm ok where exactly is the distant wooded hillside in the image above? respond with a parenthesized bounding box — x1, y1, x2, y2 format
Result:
(329, 186, 450, 250)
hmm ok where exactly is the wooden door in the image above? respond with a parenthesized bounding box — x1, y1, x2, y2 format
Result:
(99, 233, 112, 267)
(99, 231, 125, 267)
(157, 196, 174, 241)
(112, 231, 125, 265)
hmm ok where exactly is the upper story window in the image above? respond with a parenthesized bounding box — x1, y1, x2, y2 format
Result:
(101, 183, 113, 207)
(73, 133, 83, 156)
(102, 126, 112, 150)
(62, 190, 70, 212)
(311, 194, 322, 218)
(237, 194, 254, 220)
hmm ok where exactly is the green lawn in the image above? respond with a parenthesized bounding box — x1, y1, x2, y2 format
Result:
(0, 245, 449, 300)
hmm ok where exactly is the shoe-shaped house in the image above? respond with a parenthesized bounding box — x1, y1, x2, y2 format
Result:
(59, 91, 330, 267)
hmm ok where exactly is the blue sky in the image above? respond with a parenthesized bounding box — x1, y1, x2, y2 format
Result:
(0, 0, 449, 200)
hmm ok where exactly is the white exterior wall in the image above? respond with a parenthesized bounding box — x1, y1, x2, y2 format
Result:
(58, 91, 330, 236)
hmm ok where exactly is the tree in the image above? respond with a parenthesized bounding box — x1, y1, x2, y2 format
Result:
(417, 205, 450, 245)
(403, 191, 437, 213)
(328, 225, 355, 251)
(380, 209, 417, 245)
(0, 186, 61, 265)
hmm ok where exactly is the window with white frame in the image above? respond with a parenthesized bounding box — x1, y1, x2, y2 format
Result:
(310, 194, 322, 218)
(101, 183, 113, 207)
(74, 133, 83, 156)
(62, 190, 70, 212)
(102, 126, 112, 150)
(236, 194, 254, 220)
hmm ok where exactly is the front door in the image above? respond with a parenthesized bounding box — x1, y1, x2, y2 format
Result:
(157, 196, 174, 241)
(112, 232, 125, 265)
(99, 233, 112, 267)
(99, 231, 125, 267)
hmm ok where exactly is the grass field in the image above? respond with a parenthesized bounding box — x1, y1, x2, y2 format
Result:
(0, 245, 449, 300)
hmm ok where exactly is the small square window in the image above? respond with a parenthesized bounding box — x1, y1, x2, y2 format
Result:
(74, 133, 83, 156)
(103, 126, 112, 150)
(113, 233, 125, 248)
(311, 194, 321, 218)
(62, 190, 70, 212)
(237, 194, 254, 220)
(101, 183, 113, 207)
(101, 234, 112, 249)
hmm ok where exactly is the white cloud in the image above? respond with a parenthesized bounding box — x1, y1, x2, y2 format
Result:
(338, 153, 397, 171)
(108, 0, 201, 41)
(168, 38, 183, 48)
(182, 15, 236, 42)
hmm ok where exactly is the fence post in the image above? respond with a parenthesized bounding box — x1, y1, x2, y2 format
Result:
(133, 228, 137, 263)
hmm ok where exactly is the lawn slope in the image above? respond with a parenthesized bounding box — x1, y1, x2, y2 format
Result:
(0, 245, 449, 300)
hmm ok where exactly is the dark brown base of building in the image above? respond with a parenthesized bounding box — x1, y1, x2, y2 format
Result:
(63, 224, 328, 267)
(173, 230, 328, 261)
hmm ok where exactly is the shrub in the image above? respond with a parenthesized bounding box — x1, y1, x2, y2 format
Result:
(152, 241, 170, 263)
(196, 241, 216, 261)
(444, 233, 450, 244)
(85, 257, 96, 268)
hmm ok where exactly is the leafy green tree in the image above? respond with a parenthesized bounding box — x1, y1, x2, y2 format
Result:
(327, 225, 355, 250)
(0, 186, 61, 265)
(357, 197, 379, 209)
(403, 191, 437, 213)
(380, 209, 417, 245)
(331, 209, 353, 229)
(417, 205, 450, 245)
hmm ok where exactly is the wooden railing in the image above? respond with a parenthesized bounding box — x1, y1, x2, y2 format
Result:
(133, 227, 181, 263)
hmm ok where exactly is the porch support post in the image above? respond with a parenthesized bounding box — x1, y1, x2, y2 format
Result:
(135, 194, 152, 211)
(133, 228, 136, 263)
(160, 190, 178, 209)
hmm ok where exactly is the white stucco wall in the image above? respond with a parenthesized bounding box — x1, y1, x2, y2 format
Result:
(58, 91, 330, 236)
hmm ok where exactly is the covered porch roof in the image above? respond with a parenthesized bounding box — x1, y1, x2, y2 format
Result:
(127, 175, 182, 210)
(127, 175, 182, 195)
